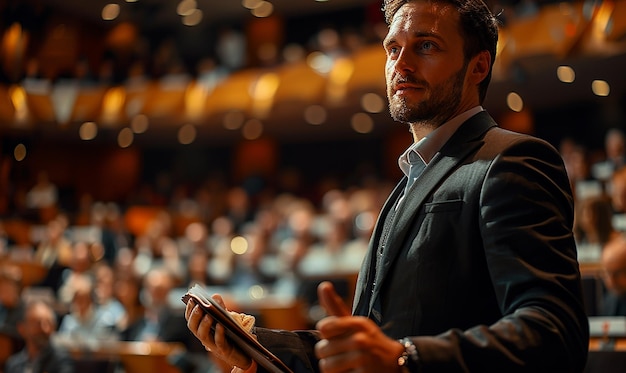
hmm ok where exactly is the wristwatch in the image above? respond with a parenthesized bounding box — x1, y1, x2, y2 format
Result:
(397, 337, 421, 372)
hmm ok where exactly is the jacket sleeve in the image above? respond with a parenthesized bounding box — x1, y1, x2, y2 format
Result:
(254, 327, 321, 373)
(410, 138, 589, 372)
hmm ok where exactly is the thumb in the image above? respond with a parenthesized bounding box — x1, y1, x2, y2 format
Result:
(318, 281, 351, 317)
(211, 294, 227, 309)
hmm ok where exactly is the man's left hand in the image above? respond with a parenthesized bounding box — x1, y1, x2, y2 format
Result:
(314, 282, 405, 373)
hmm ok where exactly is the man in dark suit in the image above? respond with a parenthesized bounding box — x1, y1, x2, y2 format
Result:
(185, 0, 589, 372)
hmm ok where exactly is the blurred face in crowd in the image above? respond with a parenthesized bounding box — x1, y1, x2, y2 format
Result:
(94, 264, 115, 304)
(19, 302, 57, 352)
(606, 129, 626, 161)
(143, 269, 173, 308)
(602, 236, 626, 296)
(383, 0, 488, 132)
(0, 272, 21, 307)
(115, 275, 141, 308)
(610, 171, 626, 213)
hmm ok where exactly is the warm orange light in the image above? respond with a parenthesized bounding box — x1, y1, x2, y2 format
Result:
(101, 87, 126, 124)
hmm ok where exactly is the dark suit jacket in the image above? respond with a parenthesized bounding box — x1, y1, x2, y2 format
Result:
(257, 112, 589, 372)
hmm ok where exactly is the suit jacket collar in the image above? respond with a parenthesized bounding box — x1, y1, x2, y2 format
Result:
(353, 111, 498, 315)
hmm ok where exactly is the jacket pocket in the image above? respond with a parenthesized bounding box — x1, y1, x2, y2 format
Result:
(423, 199, 463, 213)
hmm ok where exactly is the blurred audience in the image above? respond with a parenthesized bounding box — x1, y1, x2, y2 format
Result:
(5, 2, 620, 371)
(592, 128, 626, 182)
(34, 215, 73, 292)
(207, 216, 237, 285)
(33, 215, 72, 269)
(56, 240, 96, 306)
(120, 267, 200, 351)
(25, 171, 58, 222)
(133, 212, 185, 283)
(92, 263, 126, 329)
(4, 300, 74, 373)
(56, 275, 117, 348)
(0, 264, 25, 352)
(113, 271, 144, 340)
(574, 194, 618, 263)
(600, 234, 626, 316)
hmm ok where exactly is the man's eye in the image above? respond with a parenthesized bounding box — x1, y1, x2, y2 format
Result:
(420, 41, 434, 51)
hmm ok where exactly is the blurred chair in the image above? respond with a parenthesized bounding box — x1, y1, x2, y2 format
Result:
(118, 341, 185, 373)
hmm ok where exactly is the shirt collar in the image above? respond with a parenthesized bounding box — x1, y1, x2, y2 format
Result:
(398, 106, 484, 177)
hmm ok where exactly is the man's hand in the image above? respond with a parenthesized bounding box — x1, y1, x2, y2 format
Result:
(184, 294, 253, 370)
(315, 281, 405, 373)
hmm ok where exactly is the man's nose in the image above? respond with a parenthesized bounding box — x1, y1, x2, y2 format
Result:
(395, 49, 416, 74)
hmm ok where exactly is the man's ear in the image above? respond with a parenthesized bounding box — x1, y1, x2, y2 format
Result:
(468, 50, 491, 85)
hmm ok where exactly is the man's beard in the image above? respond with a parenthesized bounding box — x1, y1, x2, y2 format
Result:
(388, 62, 468, 127)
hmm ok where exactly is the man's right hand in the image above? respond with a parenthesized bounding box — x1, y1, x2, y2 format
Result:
(184, 294, 253, 371)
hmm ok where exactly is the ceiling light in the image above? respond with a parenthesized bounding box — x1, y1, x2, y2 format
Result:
(177, 0, 197, 16)
(182, 9, 203, 26)
(14, 144, 27, 162)
(9, 85, 28, 122)
(102, 4, 120, 21)
(361, 92, 385, 113)
(117, 127, 134, 148)
(307, 51, 333, 74)
(79, 121, 98, 140)
(230, 236, 248, 255)
(101, 87, 126, 125)
(506, 92, 524, 112)
(251, 1, 273, 17)
(242, 118, 263, 140)
(252, 73, 279, 118)
(131, 114, 149, 133)
(592, 80, 610, 97)
(351, 112, 374, 134)
(304, 105, 327, 125)
(51, 82, 78, 124)
(178, 123, 197, 144)
(223, 111, 245, 130)
(556, 65, 575, 83)
(242, 0, 263, 9)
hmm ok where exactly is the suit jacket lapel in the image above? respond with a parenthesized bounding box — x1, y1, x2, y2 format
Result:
(353, 181, 405, 314)
(369, 113, 497, 310)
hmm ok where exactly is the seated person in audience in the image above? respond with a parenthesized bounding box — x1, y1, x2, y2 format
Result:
(133, 213, 186, 283)
(113, 271, 145, 339)
(592, 128, 626, 181)
(610, 166, 626, 215)
(57, 240, 96, 306)
(600, 234, 626, 316)
(118, 267, 206, 373)
(0, 265, 25, 364)
(185, 248, 211, 288)
(34, 215, 73, 292)
(56, 276, 118, 346)
(93, 263, 126, 328)
(123, 267, 201, 350)
(0, 265, 25, 338)
(0, 220, 15, 255)
(120, 267, 175, 342)
(574, 194, 619, 263)
(4, 300, 74, 373)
